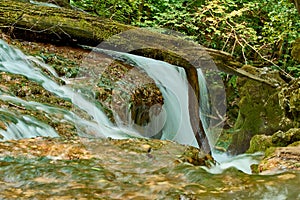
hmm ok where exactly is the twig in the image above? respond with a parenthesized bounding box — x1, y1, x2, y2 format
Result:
(8, 102, 26, 110)
(225, 20, 247, 64)
(241, 37, 294, 80)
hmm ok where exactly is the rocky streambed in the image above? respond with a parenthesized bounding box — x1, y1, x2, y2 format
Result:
(0, 136, 299, 199)
(0, 33, 300, 199)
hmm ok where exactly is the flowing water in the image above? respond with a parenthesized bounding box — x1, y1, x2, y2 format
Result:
(0, 39, 299, 199)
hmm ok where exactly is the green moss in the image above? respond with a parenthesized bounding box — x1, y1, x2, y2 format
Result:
(288, 141, 300, 147)
(228, 66, 291, 155)
(250, 164, 259, 174)
(272, 128, 300, 146)
(264, 147, 277, 157)
(247, 134, 273, 153)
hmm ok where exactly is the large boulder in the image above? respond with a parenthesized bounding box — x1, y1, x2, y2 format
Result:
(228, 65, 292, 155)
(247, 128, 300, 153)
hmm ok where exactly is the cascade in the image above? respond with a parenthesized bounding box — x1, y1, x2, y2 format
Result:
(0, 39, 132, 140)
(0, 39, 213, 152)
(90, 48, 211, 149)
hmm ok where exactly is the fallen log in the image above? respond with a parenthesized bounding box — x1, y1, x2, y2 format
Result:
(0, 0, 278, 87)
(0, 0, 278, 152)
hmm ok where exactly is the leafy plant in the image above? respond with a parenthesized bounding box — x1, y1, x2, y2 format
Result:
(71, 0, 300, 77)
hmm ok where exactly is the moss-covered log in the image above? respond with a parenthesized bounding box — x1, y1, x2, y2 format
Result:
(0, 0, 131, 45)
(0, 0, 278, 86)
(0, 0, 279, 153)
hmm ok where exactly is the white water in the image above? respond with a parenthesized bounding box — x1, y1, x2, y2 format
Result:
(0, 40, 213, 149)
(88, 48, 211, 147)
(0, 108, 59, 140)
(208, 151, 262, 174)
(0, 40, 135, 140)
(0, 39, 247, 170)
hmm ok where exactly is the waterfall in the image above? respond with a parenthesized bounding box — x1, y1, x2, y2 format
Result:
(0, 39, 133, 140)
(0, 39, 212, 151)
(94, 49, 210, 147)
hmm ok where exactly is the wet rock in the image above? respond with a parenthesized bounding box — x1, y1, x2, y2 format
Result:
(247, 134, 273, 153)
(258, 145, 300, 174)
(247, 128, 300, 173)
(0, 36, 164, 139)
(0, 137, 213, 167)
(247, 128, 300, 154)
(96, 60, 164, 127)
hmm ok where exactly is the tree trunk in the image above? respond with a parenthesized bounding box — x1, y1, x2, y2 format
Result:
(291, 0, 300, 14)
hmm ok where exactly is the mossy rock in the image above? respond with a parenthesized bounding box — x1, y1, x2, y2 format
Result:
(279, 78, 300, 127)
(228, 65, 292, 155)
(272, 128, 300, 147)
(247, 128, 300, 155)
(247, 134, 273, 153)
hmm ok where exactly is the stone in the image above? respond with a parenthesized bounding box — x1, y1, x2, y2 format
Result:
(272, 128, 300, 147)
(258, 145, 300, 174)
(247, 134, 273, 153)
(228, 65, 291, 155)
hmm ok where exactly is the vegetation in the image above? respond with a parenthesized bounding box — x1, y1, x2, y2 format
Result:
(71, 0, 300, 77)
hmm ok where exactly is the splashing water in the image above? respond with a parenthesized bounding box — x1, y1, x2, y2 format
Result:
(0, 40, 299, 199)
(0, 39, 214, 150)
(0, 39, 137, 140)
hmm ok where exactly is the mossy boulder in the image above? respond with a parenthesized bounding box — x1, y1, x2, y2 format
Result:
(247, 128, 300, 153)
(272, 128, 300, 147)
(228, 65, 292, 155)
(247, 134, 273, 153)
(248, 128, 300, 173)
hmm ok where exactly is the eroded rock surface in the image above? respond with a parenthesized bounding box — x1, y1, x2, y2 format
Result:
(258, 146, 300, 174)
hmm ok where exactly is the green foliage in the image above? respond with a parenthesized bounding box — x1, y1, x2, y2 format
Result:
(71, 0, 300, 77)
(71, 0, 141, 23)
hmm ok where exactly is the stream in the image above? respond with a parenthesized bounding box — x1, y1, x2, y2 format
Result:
(0, 39, 299, 199)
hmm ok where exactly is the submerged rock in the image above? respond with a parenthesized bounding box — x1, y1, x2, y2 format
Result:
(0, 137, 217, 199)
(0, 137, 213, 167)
